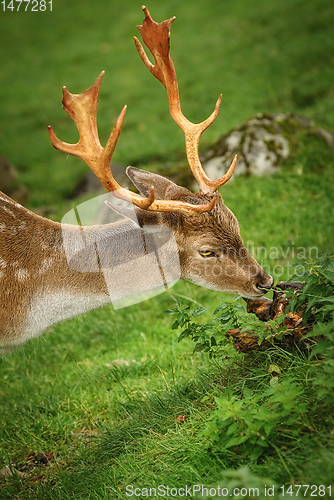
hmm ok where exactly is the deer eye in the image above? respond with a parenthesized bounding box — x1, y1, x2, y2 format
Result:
(199, 250, 216, 258)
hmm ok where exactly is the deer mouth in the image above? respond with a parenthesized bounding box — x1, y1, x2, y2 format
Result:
(239, 284, 273, 300)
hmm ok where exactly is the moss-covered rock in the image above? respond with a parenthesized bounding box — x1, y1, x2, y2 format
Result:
(201, 113, 334, 179)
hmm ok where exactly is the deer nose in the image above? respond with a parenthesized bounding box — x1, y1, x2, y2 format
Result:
(256, 272, 274, 293)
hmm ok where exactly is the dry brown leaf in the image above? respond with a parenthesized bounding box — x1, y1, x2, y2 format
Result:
(176, 415, 188, 423)
(0, 466, 30, 478)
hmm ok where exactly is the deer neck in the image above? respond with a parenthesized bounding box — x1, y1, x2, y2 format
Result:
(0, 199, 139, 351)
(0, 197, 180, 353)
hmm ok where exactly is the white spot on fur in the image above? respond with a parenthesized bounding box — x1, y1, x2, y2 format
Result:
(2, 206, 15, 216)
(10, 226, 17, 235)
(0, 258, 7, 269)
(37, 257, 53, 275)
(11, 261, 19, 268)
(16, 269, 30, 281)
(0, 223, 5, 232)
(0, 195, 12, 203)
(1, 197, 23, 209)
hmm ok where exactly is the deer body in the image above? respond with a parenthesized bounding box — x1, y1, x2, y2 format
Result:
(0, 192, 109, 352)
(0, 175, 271, 354)
(0, 7, 273, 354)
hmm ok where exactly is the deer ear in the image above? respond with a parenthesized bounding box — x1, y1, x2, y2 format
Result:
(126, 166, 189, 200)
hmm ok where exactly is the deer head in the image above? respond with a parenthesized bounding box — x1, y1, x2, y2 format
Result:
(47, 6, 272, 300)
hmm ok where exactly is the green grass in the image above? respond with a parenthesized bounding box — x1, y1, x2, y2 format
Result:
(1, 0, 334, 497)
(0, 0, 333, 207)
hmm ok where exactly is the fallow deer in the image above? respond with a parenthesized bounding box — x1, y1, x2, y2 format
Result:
(0, 6, 273, 354)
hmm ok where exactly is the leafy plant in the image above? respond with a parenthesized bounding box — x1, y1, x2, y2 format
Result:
(165, 296, 244, 360)
(203, 377, 307, 461)
(287, 253, 334, 321)
(287, 254, 334, 403)
(166, 293, 287, 361)
(168, 255, 334, 466)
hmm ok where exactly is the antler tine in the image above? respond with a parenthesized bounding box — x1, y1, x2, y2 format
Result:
(48, 72, 150, 206)
(48, 71, 215, 215)
(48, 72, 123, 192)
(135, 5, 236, 194)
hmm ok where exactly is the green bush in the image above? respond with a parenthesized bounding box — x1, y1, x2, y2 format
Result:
(169, 254, 334, 471)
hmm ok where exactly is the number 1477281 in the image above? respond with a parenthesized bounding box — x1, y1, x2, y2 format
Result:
(1, 0, 52, 11)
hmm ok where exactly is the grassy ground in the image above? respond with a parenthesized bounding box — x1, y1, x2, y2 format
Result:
(1, 0, 334, 498)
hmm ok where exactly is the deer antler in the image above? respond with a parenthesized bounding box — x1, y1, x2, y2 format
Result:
(134, 5, 237, 194)
(48, 72, 215, 215)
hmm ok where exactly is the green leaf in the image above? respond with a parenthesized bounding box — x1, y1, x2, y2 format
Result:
(226, 421, 240, 435)
(190, 306, 211, 318)
(193, 342, 206, 353)
(250, 446, 265, 461)
(163, 308, 178, 315)
(268, 364, 281, 375)
(309, 339, 331, 359)
(213, 303, 228, 315)
(264, 422, 275, 437)
(178, 328, 191, 342)
(224, 435, 248, 448)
